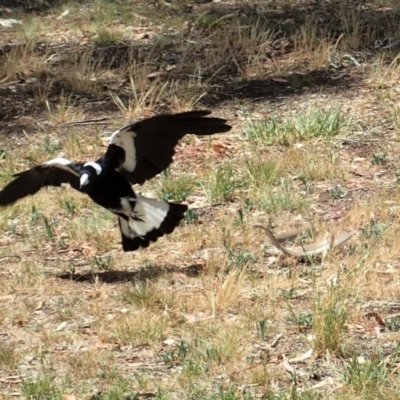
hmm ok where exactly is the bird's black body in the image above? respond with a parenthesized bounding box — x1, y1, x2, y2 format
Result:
(0, 110, 232, 252)
(80, 164, 133, 214)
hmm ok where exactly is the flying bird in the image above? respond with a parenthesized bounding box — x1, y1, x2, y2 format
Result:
(0, 111, 232, 251)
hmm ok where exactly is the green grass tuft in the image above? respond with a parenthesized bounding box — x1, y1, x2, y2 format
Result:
(244, 106, 350, 146)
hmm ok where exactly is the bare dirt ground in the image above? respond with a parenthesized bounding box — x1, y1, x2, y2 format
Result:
(2, 0, 400, 399)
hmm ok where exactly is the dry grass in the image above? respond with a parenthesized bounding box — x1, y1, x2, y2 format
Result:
(2, 0, 400, 399)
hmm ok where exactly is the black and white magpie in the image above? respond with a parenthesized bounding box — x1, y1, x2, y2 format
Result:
(0, 111, 232, 251)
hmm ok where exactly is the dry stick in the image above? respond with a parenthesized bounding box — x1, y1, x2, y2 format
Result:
(0, 255, 21, 262)
(61, 117, 112, 127)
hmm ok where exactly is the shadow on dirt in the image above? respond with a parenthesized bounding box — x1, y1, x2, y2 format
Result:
(202, 69, 356, 107)
(0, 0, 62, 12)
(56, 263, 204, 283)
(1, 0, 399, 127)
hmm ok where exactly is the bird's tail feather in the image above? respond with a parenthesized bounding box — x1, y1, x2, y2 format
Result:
(118, 196, 187, 252)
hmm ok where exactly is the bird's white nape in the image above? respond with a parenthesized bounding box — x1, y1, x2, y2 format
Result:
(83, 161, 102, 175)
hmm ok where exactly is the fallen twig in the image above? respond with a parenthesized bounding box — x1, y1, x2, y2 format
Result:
(61, 117, 112, 127)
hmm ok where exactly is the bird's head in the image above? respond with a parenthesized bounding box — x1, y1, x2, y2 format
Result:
(79, 162, 102, 189)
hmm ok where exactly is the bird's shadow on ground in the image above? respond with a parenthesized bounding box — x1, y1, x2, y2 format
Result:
(56, 263, 204, 284)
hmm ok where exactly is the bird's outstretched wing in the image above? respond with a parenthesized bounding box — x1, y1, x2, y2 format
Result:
(0, 158, 83, 206)
(100, 110, 232, 185)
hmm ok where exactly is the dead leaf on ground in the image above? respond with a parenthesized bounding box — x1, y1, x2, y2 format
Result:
(62, 395, 76, 400)
(57, 10, 69, 19)
(0, 18, 22, 27)
(309, 377, 338, 391)
(288, 349, 313, 363)
(55, 321, 68, 331)
(365, 311, 386, 327)
(183, 312, 212, 324)
(147, 71, 168, 79)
